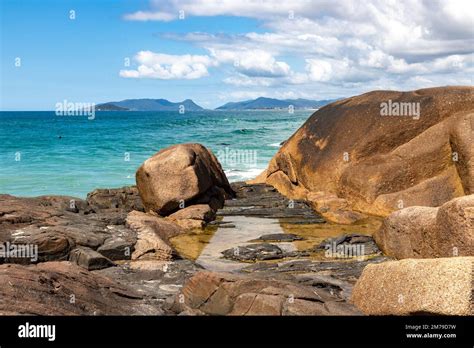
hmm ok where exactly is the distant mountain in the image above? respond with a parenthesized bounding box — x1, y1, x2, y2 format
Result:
(215, 97, 336, 110)
(96, 99, 204, 111)
(95, 103, 129, 111)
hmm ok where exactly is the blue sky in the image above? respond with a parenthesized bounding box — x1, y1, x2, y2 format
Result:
(1, 0, 472, 110)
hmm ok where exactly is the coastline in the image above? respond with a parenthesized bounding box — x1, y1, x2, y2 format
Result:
(1, 86, 473, 317)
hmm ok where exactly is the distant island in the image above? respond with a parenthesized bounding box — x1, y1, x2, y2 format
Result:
(215, 97, 337, 110)
(96, 99, 204, 111)
(96, 97, 337, 111)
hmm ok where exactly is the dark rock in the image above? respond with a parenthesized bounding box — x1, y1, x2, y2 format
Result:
(222, 243, 284, 261)
(252, 233, 303, 242)
(86, 186, 144, 212)
(69, 247, 115, 270)
(97, 235, 136, 261)
(221, 243, 308, 262)
(314, 233, 381, 256)
(96, 259, 201, 312)
(219, 182, 324, 221)
(0, 261, 161, 315)
(240, 257, 389, 284)
(0, 194, 136, 264)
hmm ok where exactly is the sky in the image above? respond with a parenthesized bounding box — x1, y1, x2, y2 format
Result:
(1, 0, 473, 110)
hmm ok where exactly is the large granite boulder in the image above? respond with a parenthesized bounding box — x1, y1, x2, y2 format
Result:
(351, 257, 474, 315)
(170, 271, 360, 315)
(136, 143, 233, 215)
(0, 261, 160, 315)
(259, 86, 474, 216)
(374, 194, 474, 258)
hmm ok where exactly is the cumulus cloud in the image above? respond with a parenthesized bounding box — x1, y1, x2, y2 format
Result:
(122, 0, 473, 95)
(209, 49, 291, 77)
(120, 51, 216, 79)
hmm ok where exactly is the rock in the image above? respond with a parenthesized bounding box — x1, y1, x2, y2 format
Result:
(222, 243, 308, 262)
(126, 211, 184, 261)
(167, 204, 216, 230)
(14, 230, 74, 263)
(252, 233, 303, 242)
(222, 244, 284, 261)
(374, 195, 474, 258)
(317, 209, 366, 225)
(259, 87, 474, 216)
(69, 247, 115, 270)
(231, 293, 283, 315)
(170, 271, 361, 315)
(246, 169, 268, 185)
(220, 182, 323, 221)
(168, 218, 205, 230)
(435, 194, 474, 257)
(315, 233, 380, 258)
(307, 192, 367, 224)
(135, 143, 233, 215)
(240, 257, 389, 287)
(97, 235, 136, 260)
(351, 257, 474, 315)
(86, 186, 143, 212)
(0, 194, 137, 263)
(96, 259, 200, 311)
(0, 194, 85, 226)
(0, 261, 160, 315)
(168, 204, 215, 222)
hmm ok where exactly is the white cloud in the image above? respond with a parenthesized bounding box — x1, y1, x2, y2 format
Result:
(120, 51, 215, 79)
(210, 49, 291, 77)
(122, 0, 474, 96)
(123, 11, 175, 21)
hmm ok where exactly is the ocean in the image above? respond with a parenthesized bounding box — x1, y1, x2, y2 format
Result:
(0, 110, 312, 198)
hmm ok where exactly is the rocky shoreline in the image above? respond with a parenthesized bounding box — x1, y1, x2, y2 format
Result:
(0, 179, 385, 315)
(1, 86, 472, 316)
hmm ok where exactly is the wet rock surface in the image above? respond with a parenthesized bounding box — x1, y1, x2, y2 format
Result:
(252, 233, 303, 242)
(222, 243, 308, 262)
(219, 182, 324, 221)
(307, 192, 367, 225)
(314, 233, 381, 256)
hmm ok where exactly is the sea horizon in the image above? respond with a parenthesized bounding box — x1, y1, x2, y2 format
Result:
(0, 109, 312, 198)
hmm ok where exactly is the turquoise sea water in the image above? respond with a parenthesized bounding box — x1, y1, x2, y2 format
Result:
(0, 110, 312, 198)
